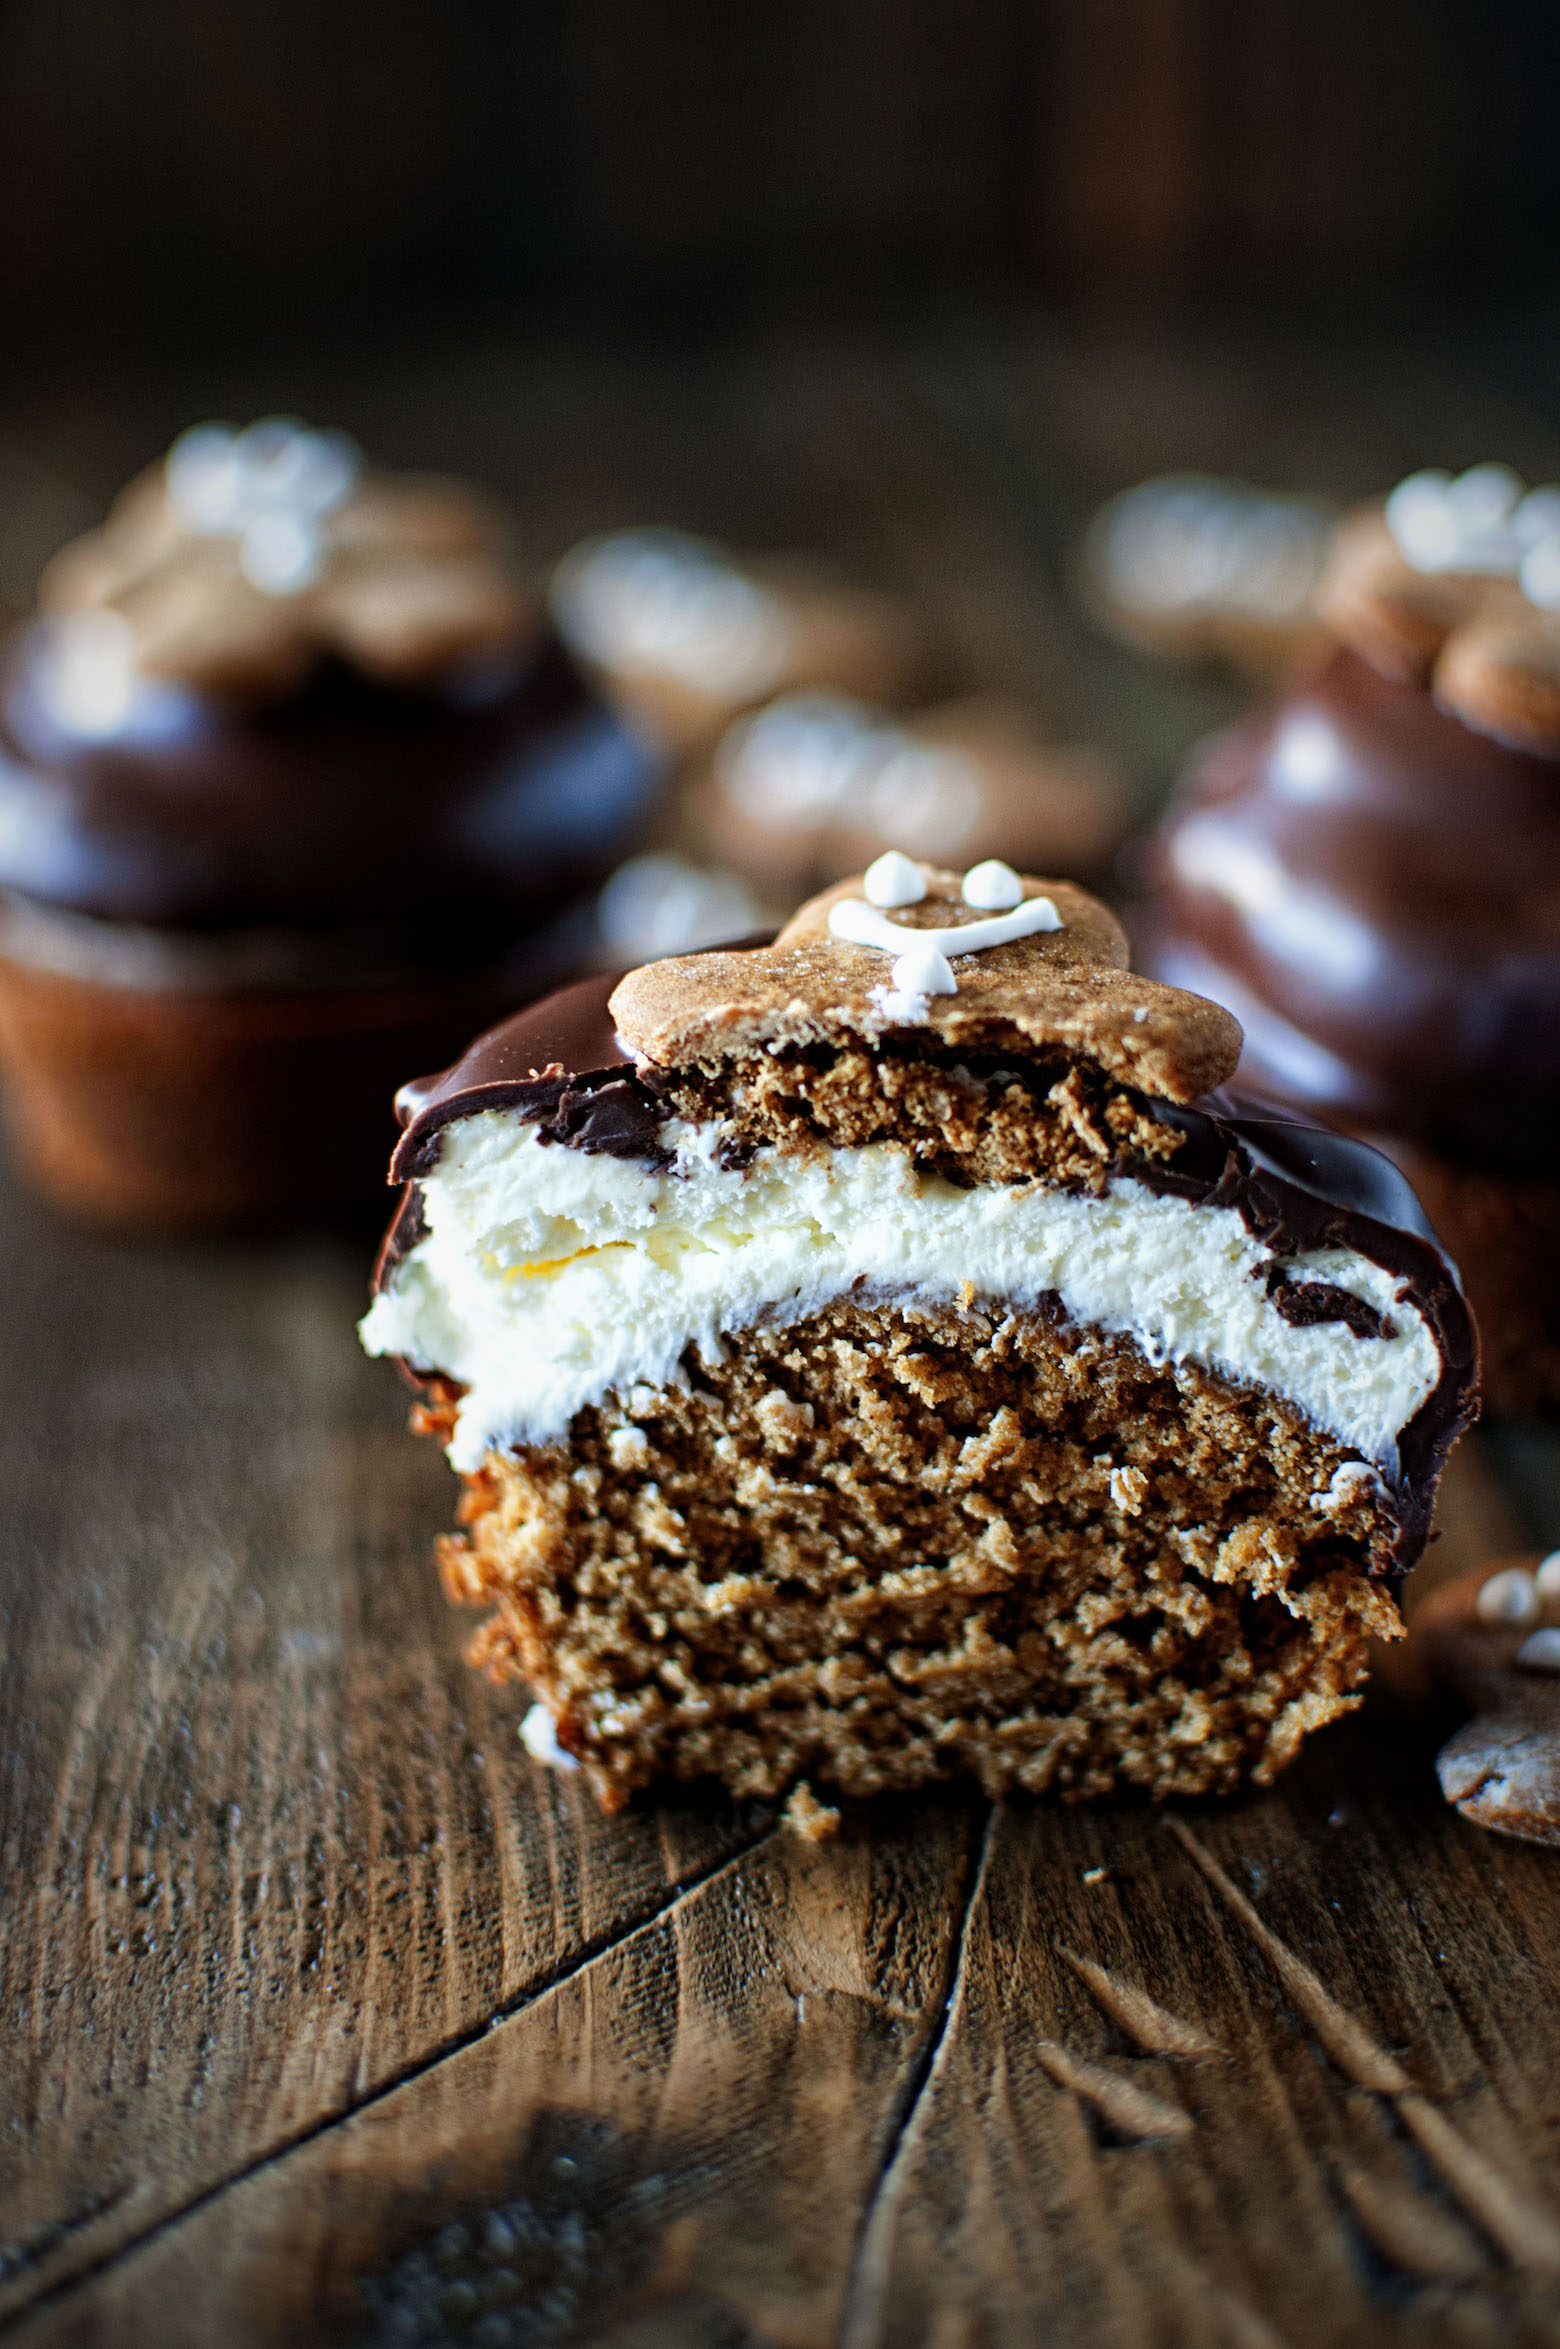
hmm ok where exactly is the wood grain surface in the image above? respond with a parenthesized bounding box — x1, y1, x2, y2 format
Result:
(3, 323, 1560, 2346)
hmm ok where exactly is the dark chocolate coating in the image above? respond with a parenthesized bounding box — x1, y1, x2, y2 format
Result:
(0, 621, 661, 944)
(375, 958, 1477, 1571)
(1144, 648, 1560, 1172)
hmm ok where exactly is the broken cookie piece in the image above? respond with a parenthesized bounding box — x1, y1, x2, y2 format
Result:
(1412, 1555, 1560, 1848)
(361, 857, 1477, 1813)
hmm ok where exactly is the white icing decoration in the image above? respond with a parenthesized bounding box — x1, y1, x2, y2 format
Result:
(890, 940, 956, 996)
(829, 889, 1062, 976)
(863, 849, 926, 907)
(868, 982, 929, 1024)
(239, 510, 325, 596)
(163, 417, 361, 603)
(1476, 1566, 1538, 1626)
(1516, 1627, 1560, 1674)
(1384, 463, 1560, 606)
(961, 858, 1023, 910)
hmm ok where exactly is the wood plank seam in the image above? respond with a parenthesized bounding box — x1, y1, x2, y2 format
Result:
(1166, 1817, 1560, 2277)
(0, 2193, 130, 2297)
(0, 1826, 779, 2336)
(838, 1799, 996, 2349)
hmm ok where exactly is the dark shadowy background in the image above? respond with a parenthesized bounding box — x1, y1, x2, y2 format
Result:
(3, 0, 1559, 336)
(2, 0, 1559, 789)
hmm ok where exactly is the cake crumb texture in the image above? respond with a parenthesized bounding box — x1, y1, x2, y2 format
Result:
(428, 1296, 1403, 1813)
(665, 1044, 1181, 1191)
(782, 1782, 842, 1841)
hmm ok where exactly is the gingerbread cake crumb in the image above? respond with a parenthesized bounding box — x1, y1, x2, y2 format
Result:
(423, 1294, 1404, 1815)
(783, 1782, 842, 1841)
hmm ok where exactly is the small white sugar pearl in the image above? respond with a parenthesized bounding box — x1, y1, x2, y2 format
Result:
(1516, 1627, 1560, 1674)
(1476, 1566, 1539, 1626)
(891, 941, 956, 996)
(961, 858, 1024, 911)
(863, 850, 926, 908)
(1536, 1551, 1560, 1604)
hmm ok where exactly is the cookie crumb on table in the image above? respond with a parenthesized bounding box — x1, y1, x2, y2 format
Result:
(783, 1782, 842, 1842)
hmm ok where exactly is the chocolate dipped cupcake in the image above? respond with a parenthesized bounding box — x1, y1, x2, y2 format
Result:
(362, 859, 1475, 1812)
(0, 420, 661, 1225)
(1145, 463, 1560, 1413)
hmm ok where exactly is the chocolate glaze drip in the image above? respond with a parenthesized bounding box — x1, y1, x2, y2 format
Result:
(0, 621, 660, 940)
(374, 958, 1477, 1571)
(1144, 647, 1560, 1172)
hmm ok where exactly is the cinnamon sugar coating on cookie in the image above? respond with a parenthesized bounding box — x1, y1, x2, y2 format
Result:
(610, 865, 1241, 1105)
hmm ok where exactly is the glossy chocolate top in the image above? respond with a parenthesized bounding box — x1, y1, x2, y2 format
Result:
(1146, 647, 1560, 1171)
(0, 621, 660, 937)
(376, 956, 1478, 1570)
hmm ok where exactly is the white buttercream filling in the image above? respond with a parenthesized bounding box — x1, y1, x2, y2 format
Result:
(360, 1114, 1441, 1478)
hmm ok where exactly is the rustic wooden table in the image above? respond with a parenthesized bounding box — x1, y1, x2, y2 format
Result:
(5, 316, 1560, 2347)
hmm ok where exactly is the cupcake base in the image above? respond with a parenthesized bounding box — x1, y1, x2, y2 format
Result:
(0, 952, 550, 1227)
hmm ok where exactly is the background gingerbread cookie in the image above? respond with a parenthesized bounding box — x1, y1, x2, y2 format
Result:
(1410, 1554, 1560, 1848)
(1145, 459, 1560, 1414)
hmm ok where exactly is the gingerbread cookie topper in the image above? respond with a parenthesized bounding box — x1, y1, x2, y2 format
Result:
(1317, 462, 1560, 756)
(1410, 1553, 1560, 1848)
(38, 418, 537, 711)
(609, 856, 1241, 1101)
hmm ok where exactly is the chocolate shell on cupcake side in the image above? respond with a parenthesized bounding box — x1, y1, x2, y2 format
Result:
(0, 421, 666, 1227)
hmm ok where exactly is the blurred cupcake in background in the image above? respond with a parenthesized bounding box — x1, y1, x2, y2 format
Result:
(684, 689, 1126, 901)
(1081, 474, 1336, 679)
(595, 850, 770, 966)
(549, 527, 930, 756)
(0, 419, 664, 1226)
(1144, 460, 1560, 1414)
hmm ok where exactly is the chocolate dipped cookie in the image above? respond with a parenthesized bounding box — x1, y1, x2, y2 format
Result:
(0, 420, 662, 1224)
(1145, 463, 1560, 1413)
(362, 853, 1476, 1814)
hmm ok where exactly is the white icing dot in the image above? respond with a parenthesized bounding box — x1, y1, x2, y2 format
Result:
(1476, 1566, 1539, 1626)
(1515, 1626, 1560, 1674)
(520, 1702, 579, 1771)
(961, 858, 1024, 911)
(863, 849, 927, 908)
(240, 511, 324, 596)
(1535, 1551, 1560, 1603)
(1517, 486, 1560, 545)
(868, 981, 930, 1024)
(1520, 536, 1560, 612)
(43, 610, 140, 736)
(1448, 462, 1523, 526)
(166, 416, 361, 551)
(890, 940, 956, 996)
(165, 423, 244, 530)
